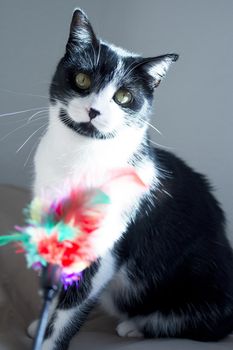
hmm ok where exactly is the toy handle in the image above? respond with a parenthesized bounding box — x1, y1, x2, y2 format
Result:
(32, 264, 62, 350)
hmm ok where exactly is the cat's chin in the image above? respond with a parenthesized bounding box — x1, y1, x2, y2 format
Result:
(59, 109, 115, 140)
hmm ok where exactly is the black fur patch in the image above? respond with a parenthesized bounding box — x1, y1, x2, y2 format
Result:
(57, 260, 100, 309)
(112, 148, 233, 340)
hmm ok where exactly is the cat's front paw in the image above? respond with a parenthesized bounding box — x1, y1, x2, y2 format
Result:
(28, 321, 57, 350)
(27, 319, 39, 338)
(116, 320, 143, 338)
(41, 339, 55, 350)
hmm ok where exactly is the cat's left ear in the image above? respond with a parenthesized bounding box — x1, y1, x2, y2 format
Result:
(141, 54, 179, 88)
(67, 8, 98, 49)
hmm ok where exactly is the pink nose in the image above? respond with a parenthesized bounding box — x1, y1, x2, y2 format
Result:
(89, 108, 100, 120)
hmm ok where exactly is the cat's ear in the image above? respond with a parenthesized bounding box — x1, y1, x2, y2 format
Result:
(141, 54, 179, 88)
(67, 9, 98, 49)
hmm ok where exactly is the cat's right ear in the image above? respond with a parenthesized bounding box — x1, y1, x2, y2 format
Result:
(141, 54, 179, 88)
(66, 9, 98, 50)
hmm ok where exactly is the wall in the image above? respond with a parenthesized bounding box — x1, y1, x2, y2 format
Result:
(0, 0, 232, 233)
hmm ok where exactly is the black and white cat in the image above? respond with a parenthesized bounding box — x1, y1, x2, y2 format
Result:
(30, 8, 233, 350)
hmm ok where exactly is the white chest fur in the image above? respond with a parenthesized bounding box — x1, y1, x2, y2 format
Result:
(33, 106, 157, 256)
(34, 106, 155, 192)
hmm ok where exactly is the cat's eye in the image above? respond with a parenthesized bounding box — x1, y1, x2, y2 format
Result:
(114, 89, 133, 106)
(75, 73, 91, 90)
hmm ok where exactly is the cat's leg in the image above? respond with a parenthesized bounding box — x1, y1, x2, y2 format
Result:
(40, 251, 115, 350)
(116, 303, 233, 341)
(42, 298, 95, 350)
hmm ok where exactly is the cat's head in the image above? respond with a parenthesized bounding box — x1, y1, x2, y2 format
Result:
(50, 9, 178, 140)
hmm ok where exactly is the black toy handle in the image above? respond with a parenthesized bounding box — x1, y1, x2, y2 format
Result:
(32, 264, 62, 350)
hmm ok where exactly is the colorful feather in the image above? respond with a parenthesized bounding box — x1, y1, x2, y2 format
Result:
(0, 168, 147, 287)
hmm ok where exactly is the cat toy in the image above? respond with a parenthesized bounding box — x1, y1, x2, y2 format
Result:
(0, 168, 147, 350)
(0, 187, 110, 286)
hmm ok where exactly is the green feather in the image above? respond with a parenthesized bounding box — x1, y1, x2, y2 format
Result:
(57, 222, 76, 241)
(0, 233, 29, 246)
(90, 190, 111, 206)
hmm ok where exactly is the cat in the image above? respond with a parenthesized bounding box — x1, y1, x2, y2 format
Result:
(30, 8, 233, 350)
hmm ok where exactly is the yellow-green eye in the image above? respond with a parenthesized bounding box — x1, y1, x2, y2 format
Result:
(114, 89, 133, 106)
(75, 72, 91, 90)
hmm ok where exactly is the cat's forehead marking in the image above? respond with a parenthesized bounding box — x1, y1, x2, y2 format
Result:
(93, 43, 140, 89)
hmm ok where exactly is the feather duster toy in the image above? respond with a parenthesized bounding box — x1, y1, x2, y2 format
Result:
(0, 168, 147, 350)
(0, 168, 146, 288)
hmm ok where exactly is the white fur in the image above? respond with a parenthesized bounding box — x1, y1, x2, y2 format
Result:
(89, 250, 115, 299)
(34, 104, 151, 191)
(28, 294, 59, 340)
(148, 57, 174, 81)
(74, 28, 92, 43)
(41, 308, 76, 350)
(100, 265, 132, 318)
(67, 83, 124, 133)
(34, 100, 157, 257)
(116, 320, 143, 338)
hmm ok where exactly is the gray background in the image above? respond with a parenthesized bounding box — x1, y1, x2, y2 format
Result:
(0, 0, 232, 234)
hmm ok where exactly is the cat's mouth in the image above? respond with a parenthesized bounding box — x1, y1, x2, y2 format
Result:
(59, 109, 115, 140)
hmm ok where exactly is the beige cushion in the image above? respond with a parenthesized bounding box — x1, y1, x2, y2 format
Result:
(0, 185, 233, 349)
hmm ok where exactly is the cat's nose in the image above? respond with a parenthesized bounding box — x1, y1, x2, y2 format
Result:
(88, 108, 100, 120)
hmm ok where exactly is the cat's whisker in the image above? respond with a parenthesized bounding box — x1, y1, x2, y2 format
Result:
(128, 116, 163, 136)
(86, 50, 95, 69)
(16, 123, 48, 153)
(124, 60, 139, 78)
(0, 113, 48, 125)
(96, 42, 101, 66)
(24, 135, 44, 167)
(0, 107, 49, 118)
(27, 109, 49, 122)
(33, 80, 52, 85)
(1, 124, 29, 141)
(36, 81, 58, 88)
(0, 88, 48, 99)
(124, 60, 145, 80)
(145, 137, 174, 150)
(1, 115, 48, 142)
(30, 115, 48, 122)
(90, 43, 97, 68)
(140, 119, 163, 136)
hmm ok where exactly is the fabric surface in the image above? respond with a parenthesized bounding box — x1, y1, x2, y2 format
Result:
(0, 184, 233, 350)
